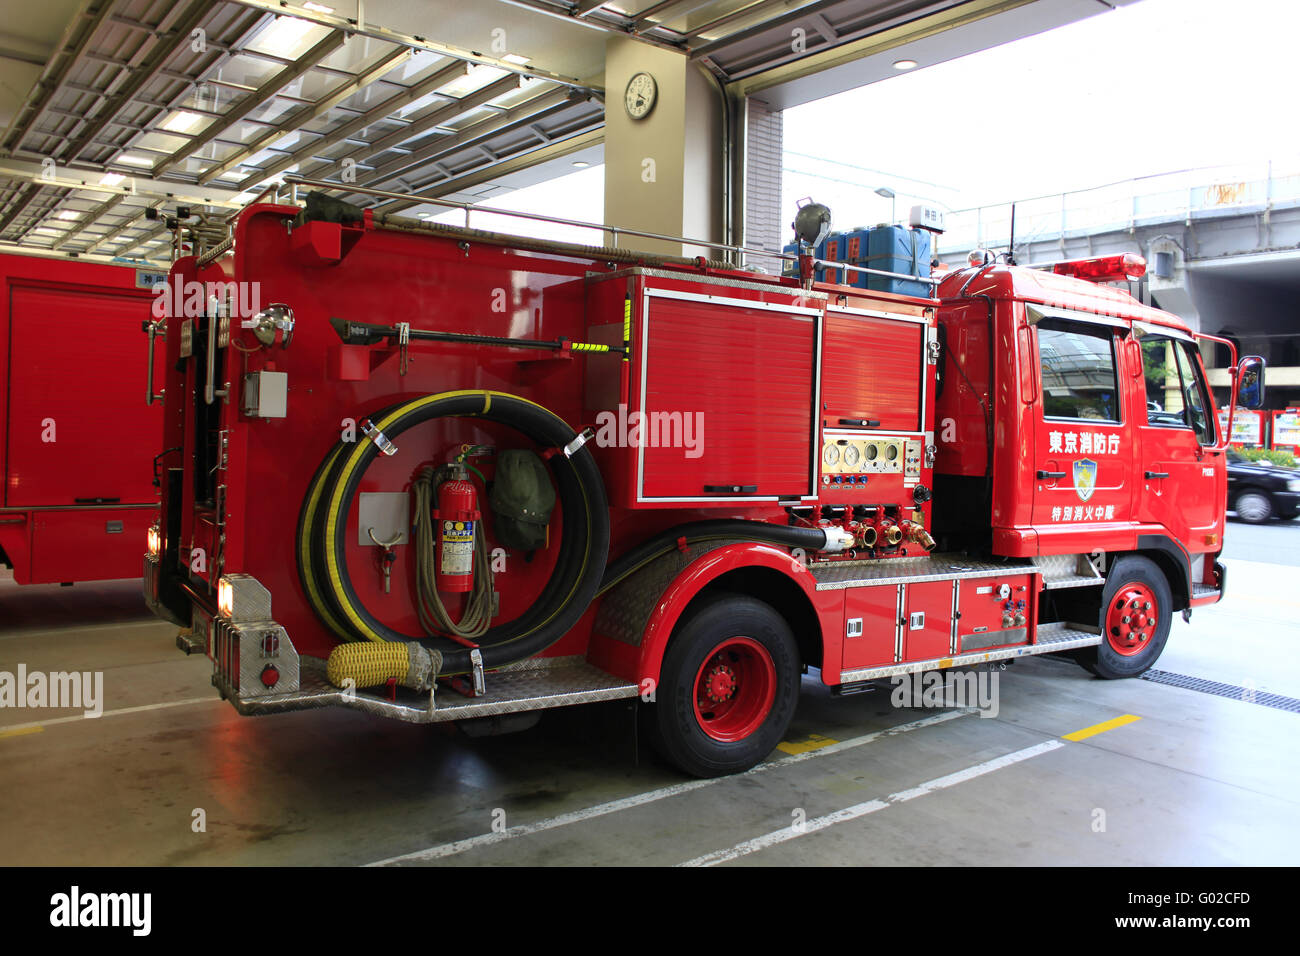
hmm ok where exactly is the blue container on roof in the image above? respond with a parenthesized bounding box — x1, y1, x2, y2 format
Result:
(865, 226, 932, 297)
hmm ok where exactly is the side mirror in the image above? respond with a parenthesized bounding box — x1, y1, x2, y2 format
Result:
(1236, 355, 1266, 410)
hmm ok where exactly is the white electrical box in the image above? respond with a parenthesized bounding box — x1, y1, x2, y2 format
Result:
(242, 370, 288, 418)
(908, 204, 945, 233)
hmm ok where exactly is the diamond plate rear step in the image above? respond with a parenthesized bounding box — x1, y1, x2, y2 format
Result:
(224, 655, 640, 722)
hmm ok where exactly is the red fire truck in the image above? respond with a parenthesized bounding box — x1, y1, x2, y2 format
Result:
(142, 188, 1260, 777)
(0, 252, 164, 586)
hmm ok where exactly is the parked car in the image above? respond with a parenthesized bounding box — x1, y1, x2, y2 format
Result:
(1226, 448, 1300, 523)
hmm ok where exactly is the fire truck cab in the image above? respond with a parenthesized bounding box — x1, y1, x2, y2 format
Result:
(932, 252, 1243, 680)
(142, 194, 1260, 778)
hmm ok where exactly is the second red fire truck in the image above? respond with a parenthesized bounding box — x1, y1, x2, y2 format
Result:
(142, 187, 1259, 777)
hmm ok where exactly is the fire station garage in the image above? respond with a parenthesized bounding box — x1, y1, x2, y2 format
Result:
(0, 0, 1295, 890)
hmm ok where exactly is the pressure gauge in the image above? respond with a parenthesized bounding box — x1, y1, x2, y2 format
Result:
(843, 444, 861, 468)
(823, 444, 840, 466)
(625, 72, 657, 120)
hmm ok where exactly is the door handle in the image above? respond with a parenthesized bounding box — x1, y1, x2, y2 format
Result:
(838, 418, 881, 428)
(1145, 471, 1169, 480)
(1037, 470, 1066, 479)
(703, 484, 757, 494)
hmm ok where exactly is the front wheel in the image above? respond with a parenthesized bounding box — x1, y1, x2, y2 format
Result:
(646, 594, 800, 777)
(1076, 555, 1173, 679)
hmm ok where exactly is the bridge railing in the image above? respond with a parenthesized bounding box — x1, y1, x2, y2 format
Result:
(937, 159, 1300, 259)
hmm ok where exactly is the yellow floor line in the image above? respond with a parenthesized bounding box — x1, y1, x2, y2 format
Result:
(0, 725, 44, 739)
(1062, 713, 1141, 741)
(777, 733, 839, 755)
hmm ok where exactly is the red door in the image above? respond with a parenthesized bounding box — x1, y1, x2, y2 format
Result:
(1030, 316, 1132, 543)
(1135, 332, 1222, 546)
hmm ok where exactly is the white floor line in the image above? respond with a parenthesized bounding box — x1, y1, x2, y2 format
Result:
(0, 695, 219, 734)
(367, 708, 976, 866)
(678, 738, 1065, 867)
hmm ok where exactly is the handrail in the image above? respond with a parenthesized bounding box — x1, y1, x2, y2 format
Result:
(280, 175, 938, 288)
(282, 175, 782, 265)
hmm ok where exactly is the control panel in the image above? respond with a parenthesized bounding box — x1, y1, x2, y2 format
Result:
(821, 432, 923, 488)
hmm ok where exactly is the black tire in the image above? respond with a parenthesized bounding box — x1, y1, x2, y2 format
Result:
(1234, 490, 1273, 524)
(1075, 555, 1172, 679)
(645, 594, 800, 778)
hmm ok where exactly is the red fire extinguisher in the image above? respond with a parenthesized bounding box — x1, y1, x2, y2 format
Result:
(435, 472, 479, 593)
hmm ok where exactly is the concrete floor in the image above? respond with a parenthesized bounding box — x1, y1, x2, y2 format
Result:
(1, 529, 1298, 866)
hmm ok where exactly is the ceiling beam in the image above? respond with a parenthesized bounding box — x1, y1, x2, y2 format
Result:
(0, 182, 52, 238)
(360, 89, 581, 187)
(1, 0, 117, 154)
(105, 9, 272, 171)
(154, 29, 347, 176)
(228, 0, 600, 92)
(302, 74, 523, 182)
(232, 60, 469, 192)
(50, 192, 123, 250)
(59, 0, 214, 164)
(0, 158, 245, 210)
(197, 45, 414, 186)
(368, 125, 604, 216)
(679, 0, 792, 44)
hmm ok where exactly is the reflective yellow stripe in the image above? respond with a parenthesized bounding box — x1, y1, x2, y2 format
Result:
(623, 298, 631, 362)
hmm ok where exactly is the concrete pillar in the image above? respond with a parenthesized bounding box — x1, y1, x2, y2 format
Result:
(1148, 236, 1201, 333)
(603, 36, 723, 257)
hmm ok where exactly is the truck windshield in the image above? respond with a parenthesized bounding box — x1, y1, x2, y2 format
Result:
(1140, 336, 1214, 444)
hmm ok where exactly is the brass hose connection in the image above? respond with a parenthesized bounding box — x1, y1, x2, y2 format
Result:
(901, 521, 936, 551)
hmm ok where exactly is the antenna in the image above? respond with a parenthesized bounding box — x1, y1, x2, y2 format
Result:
(1006, 203, 1017, 266)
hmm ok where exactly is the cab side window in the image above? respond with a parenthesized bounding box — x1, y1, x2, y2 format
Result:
(1037, 320, 1120, 421)
(1140, 336, 1215, 444)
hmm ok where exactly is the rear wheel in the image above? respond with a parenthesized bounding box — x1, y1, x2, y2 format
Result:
(646, 595, 800, 777)
(1076, 555, 1172, 679)
(1234, 490, 1273, 524)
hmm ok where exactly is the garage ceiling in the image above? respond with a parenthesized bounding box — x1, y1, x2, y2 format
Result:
(0, 0, 1108, 263)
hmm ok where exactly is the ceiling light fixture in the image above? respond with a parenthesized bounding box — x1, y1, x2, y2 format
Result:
(892, 59, 918, 70)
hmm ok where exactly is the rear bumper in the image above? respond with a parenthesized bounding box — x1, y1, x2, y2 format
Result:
(1273, 491, 1300, 517)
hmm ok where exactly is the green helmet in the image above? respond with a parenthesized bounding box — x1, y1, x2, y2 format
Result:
(489, 449, 556, 551)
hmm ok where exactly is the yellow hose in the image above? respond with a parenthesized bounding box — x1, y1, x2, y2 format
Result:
(327, 641, 440, 690)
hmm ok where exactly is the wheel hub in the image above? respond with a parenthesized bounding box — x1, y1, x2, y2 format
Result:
(691, 636, 778, 743)
(1106, 583, 1159, 656)
(702, 662, 737, 703)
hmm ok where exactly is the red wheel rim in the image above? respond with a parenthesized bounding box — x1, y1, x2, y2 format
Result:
(1105, 583, 1159, 656)
(692, 636, 777, 742)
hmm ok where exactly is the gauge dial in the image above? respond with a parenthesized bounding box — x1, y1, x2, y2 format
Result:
(843, 444, 861, 468)
(823, 444, 840, 466)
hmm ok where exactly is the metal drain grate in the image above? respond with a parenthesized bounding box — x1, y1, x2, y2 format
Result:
(1140, 670, 1300, 714)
